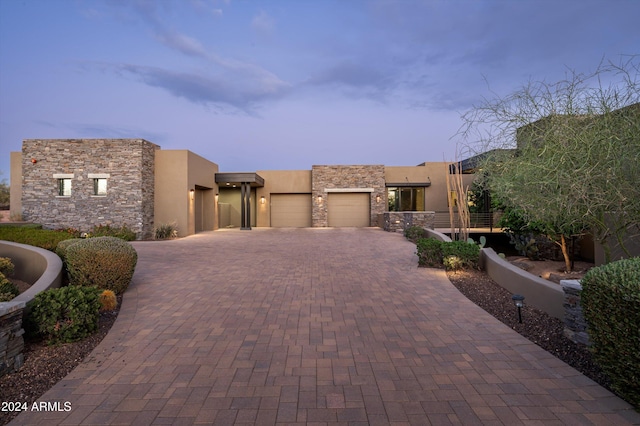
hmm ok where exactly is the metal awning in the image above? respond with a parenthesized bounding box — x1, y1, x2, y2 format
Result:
(215, 172, 265, 187)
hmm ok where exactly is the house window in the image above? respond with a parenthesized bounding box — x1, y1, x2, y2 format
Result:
(57, 178, 71, 196)
(93, 178, 107, 196)
(88, 173, 110, 196)
(387, 187, 425, 211)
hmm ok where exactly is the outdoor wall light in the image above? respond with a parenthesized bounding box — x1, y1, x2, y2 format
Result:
(189, 189, 195, 200)
(260, 196, 266, 204)
(376, 195, 381, 203)
(512, 294, 525, 323)
(31, 158, 37, 164)
(317, 195, 323, 204)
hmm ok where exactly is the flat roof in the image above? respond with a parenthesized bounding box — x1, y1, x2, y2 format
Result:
(215, 172, 265, 187)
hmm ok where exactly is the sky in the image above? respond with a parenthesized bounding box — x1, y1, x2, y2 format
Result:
(1, 0, 639, 180)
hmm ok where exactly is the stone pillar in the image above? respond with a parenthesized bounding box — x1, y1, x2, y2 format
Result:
(561, 279, 591, 346)
(0, 301, 26, 377)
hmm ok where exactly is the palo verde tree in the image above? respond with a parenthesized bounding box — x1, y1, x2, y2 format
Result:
(459, 56, 640, 270)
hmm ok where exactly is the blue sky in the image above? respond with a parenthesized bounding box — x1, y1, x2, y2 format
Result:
(1, 0, 639, 180)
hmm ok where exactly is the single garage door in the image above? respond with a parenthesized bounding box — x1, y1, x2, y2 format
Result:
(271, 194, 312, 227)
(328, 192, 370, 227)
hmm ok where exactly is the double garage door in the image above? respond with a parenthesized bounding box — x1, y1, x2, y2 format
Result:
(270, 192, 370, 227)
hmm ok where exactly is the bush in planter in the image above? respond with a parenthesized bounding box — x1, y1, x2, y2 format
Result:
(441, 241, 480, 270)
(0, 257, 14, 276)
(55, 238, 84, 263)
(28, 285, 101, 344)
(66, 236, 137, 295)
(416, 238, 443, 267)
(581, 257, 640, 408)
(89, 224, 137, 241)
(404, 226, 426, 243)
(0, 273, 19, 302)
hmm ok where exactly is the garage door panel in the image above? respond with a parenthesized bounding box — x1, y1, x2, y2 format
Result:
(271, 194, 312, 227)
(328, 193, 370, 227)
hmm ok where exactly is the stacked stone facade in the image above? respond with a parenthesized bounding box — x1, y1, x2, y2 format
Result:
(561, 279, 591, 346)
(21, 139, 158, 239)
(380, 212, 436, 233)
(0, 302, 25, 377)
(311, 165, 386, 227)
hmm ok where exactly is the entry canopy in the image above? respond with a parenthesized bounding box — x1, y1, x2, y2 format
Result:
(215, 172, 265, 187)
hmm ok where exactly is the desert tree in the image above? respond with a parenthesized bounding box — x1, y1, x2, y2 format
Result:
(459, 56, 640, 269)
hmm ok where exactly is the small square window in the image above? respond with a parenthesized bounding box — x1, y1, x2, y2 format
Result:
(58, 178, 71, 196)
(93, 178, 107, 196)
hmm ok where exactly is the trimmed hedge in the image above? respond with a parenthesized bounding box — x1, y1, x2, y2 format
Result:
(66, 236, 137, 295)
(89, 224, 137, 241)
(0, 225, 76, 251)
(404, 226, 426, 243)
(581, 257, 640, 409)
(55, 238, 83, 263)
(415, 238, 480, 270)
(0, 257, 15, 276)
(28, 285, 101, 344)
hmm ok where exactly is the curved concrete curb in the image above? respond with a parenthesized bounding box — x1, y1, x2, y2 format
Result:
(0, 240, 63, 308)
(480, 247, 564, 319)
(423, 228, 452, 242)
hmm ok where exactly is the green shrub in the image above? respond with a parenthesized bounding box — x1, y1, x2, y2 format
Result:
(0, 226, 76, 251)
(66, 236, 138, 295)
(416, 238, 480, 270)
(28, 285, 101, 344)
(55, 238, 84, 263)
(404, 225, 426, 242)
(0, 273, 19, 302)
(441, 241, 480, 270)
(581, 257, 640, 409)
(89, 224, 137, 241)
(416, 238, 444, 267)
(154, 223, 177, 240)
(0, 257, 14, 276)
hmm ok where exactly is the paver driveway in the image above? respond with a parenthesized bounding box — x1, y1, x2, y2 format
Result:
(12, 228, 640, 425)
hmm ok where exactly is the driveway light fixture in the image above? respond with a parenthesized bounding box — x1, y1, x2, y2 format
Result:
(260, 196, 266, 204)
(512, 294, 525, 323)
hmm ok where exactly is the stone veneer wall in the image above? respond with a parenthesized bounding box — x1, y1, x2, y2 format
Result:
(0, 302, 25, 377)
(561, 280, 591, 345)
(311, 165, 386, 227)
(21, 139, 158, 239)
(380, 212, 436, 233)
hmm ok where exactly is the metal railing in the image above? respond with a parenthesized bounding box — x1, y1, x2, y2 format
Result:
(433, 211, 502, 231)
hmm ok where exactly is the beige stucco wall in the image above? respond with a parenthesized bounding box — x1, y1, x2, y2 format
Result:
(385, 163, 474, 212)
(155, 150, 218, 237)
(255, 170, 312, 227)
(9, 152, 21, 219)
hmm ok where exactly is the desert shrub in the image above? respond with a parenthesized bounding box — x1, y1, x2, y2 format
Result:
(416, 238, 480, 270)
(416, 238, 443, 267)
(89, 224, 137, 241)
(0, 273, 19, 302)
(99, 289, 118, 312)
(404, 225, 426, 242)
(441, 241, 480, 270)
(66, 236, 137, 295)
(154, 223, 177, 240)
(55, 238, 83, 263)
(581, 257, 640, 409)
(0, 257, 14, 276)
(0, 225, 76, 251)
(28, 285, 101, 344)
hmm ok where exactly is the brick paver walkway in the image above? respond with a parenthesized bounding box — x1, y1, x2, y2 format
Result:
(11, 228, 640, 425)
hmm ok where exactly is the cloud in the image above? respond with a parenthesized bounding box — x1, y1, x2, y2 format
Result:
(251, 10, 275, 36)
(115, 64, 289, 114)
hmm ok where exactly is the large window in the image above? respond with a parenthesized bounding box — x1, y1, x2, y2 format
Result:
(58, 178, 71, 196)
(387, 187, 425, 211)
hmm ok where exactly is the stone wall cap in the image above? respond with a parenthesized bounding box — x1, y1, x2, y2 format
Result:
(0, 301, 26, 316)
(561, 279, 582, 290)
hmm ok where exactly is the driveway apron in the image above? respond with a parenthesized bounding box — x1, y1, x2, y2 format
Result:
(11, 228, 640, 425)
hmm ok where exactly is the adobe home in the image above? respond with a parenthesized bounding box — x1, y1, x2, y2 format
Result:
(9, 139, 474, 239)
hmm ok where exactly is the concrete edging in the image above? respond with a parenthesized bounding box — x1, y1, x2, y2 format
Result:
(0, 240, 63, 308)
(423, 228, 452, 242)
(480, 247, 564, 319)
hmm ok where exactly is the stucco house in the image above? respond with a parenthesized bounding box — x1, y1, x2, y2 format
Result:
(10, 139, 474, 239)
